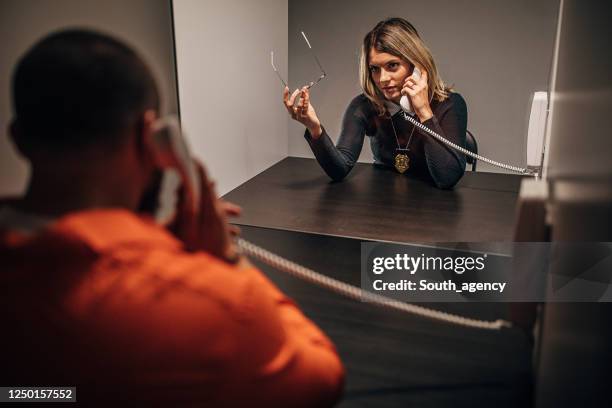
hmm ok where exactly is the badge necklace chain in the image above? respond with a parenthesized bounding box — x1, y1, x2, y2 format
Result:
(389, 114, 415, 174)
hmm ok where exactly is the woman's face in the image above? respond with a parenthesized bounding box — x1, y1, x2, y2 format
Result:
(368, 48, 412, 103)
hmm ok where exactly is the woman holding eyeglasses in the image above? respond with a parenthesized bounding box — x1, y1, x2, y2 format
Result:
(283, 18, 467, 189)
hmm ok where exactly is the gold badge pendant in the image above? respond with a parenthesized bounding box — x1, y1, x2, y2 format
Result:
(394, 153, 410, 174)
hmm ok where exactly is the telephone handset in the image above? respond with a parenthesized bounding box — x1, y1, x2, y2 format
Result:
(151, 116, 200, 220)
(399, 66, 421, 114)
(150, 115, 510, 331)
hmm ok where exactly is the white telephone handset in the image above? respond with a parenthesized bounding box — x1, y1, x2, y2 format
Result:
(399, 66, 421, 114)
(151, 116, 200, 222)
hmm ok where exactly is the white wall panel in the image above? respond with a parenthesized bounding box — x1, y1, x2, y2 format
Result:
(173, 0, 288, 195)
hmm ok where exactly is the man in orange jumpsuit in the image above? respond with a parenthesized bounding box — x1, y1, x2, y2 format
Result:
(0, 29, 344, 406)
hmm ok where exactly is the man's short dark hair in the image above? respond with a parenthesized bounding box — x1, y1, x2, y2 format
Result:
(12, 28, 160, 151)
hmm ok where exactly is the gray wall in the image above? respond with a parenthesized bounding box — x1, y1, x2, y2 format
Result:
(288, 0, 559, 173)
(545, 0, 612, 181)
(536, 2, 612, 403)
(173, 0, 288, 195)
(0, 0, 179, 196)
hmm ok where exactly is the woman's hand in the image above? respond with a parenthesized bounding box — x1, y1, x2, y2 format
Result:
(168, 160, 241, 264)
(401, 68, 433, 122)
(283, 86, 323, 139)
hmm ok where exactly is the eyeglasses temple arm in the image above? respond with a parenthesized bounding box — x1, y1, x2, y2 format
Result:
(301, 31, 326, 76)
(270, 51, 288, 88)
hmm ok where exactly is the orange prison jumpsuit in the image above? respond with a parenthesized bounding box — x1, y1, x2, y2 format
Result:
(0, 209, 344, 407)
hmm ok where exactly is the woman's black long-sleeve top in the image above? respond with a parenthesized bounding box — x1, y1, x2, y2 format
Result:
(304, 92, 468, 189)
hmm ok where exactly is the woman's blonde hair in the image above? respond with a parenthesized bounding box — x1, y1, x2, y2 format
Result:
(359, 18, 451, 115)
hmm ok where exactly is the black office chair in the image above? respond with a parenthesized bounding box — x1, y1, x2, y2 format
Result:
(465, 130, 478, 171)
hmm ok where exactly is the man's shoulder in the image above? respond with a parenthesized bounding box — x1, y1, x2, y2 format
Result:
(42, 211, 279, 394)
(32, 209, 255, 311)
(55, 209, 252, 290)
(51, 208, 181, 252)
(57, 210, 267, 336)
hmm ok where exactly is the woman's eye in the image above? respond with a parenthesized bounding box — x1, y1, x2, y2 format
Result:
(369, 66, 379, 73)
(388, 62, 399, 70)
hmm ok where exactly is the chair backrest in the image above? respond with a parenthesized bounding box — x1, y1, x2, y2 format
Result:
(465, 130, 478, 171)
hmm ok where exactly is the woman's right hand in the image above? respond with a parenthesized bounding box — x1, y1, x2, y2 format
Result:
(283, 86, 323, 139)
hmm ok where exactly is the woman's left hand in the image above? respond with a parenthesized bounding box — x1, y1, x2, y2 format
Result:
(401, 68, 433, 122)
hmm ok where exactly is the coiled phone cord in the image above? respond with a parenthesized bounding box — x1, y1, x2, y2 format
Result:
(237, 238, 513, 331)
(402, 113, 537, 176)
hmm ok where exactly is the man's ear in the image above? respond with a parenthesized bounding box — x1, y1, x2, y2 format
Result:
(135, 109, 160, 165)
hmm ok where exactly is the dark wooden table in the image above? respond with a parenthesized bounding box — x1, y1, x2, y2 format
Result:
(239, 226, 532, 408)
(224, 158, 531, 407)
(224, 157, 523, 243)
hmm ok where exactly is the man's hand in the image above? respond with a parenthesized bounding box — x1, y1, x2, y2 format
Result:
(169, 161, 242, 263)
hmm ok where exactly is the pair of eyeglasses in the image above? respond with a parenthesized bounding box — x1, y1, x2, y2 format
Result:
(271, 31, 326, 90)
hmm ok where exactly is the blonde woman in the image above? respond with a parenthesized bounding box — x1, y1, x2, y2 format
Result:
(283, 18, 467, 189)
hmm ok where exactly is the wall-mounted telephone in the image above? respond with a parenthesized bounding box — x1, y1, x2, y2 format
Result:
(150, 115, 511, 331)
